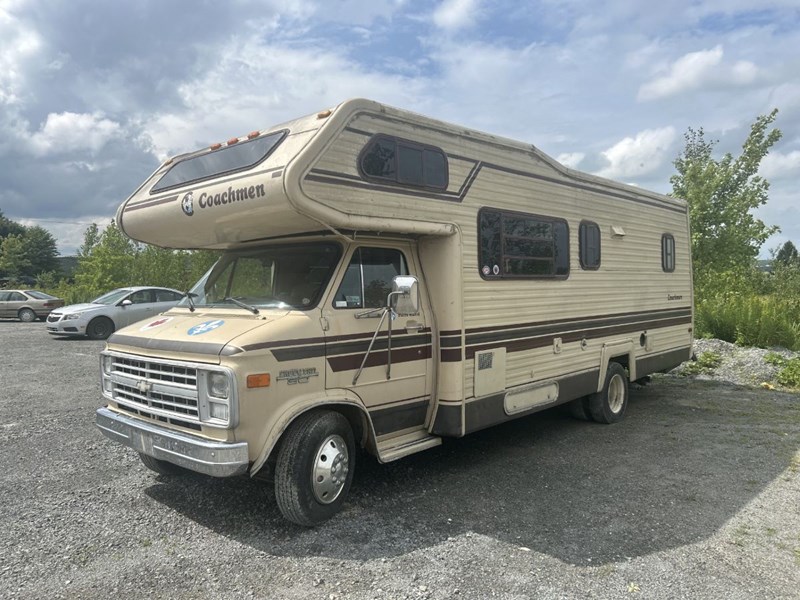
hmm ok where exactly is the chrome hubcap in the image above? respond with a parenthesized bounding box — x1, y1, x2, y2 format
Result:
(312, 434, 349, 504)
(608, 374, 625, 413)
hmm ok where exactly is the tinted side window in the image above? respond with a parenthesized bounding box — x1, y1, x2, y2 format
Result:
(129, 290, 155, 304)
(359, 135, 448, 190)
(0, 292, 10, 301)
(662, 234, 676, 272)
(579, 221, 601, 270)
(156, 290, 182, 302)
(479, 208, 569, 279)
(333, 248, 408, 309)
(8, 292, 26, 301)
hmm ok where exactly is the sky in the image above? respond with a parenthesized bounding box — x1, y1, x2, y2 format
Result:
(1, 0, 798, 257)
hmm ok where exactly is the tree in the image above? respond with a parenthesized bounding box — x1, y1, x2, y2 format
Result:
(671, 110, 781, 291)
(21, 225, 60, 275)
(0, 235, 32, 278)
(0, 210, 25, 239)
(775, 241, 799, 266)
(78, 223, 100, 258)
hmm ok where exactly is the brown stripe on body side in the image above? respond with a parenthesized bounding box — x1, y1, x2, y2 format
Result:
(327, 345, 432, 372)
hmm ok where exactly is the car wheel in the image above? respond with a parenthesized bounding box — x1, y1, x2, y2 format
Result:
(87, 316, 115, 340)
(18, 308, 36, 322)
(568, 396, 592, 421)
(274, 409, 355, 526)
(139, 453, 187, 475)
(588, 362, 629, 424)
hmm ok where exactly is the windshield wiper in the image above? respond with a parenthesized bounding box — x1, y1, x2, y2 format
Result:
(183, 291, 197, 312)
(224, 296, 260, 315)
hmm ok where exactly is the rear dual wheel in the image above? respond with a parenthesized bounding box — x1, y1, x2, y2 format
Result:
(569, 362, 629, 424)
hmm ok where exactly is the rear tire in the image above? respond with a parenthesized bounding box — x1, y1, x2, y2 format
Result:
(588, 362, 629, 424)
(87, 316, 114, 340)
(274, 410, 355, 526)
(568, 397, 592, 421)
(18, 308, 36, 322)
(138, 452, 187, 475)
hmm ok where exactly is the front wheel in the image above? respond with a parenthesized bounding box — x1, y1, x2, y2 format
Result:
(138, 452, 187, 476)
(18, 308, 36, 322)
(87, 316, 114, 340)
(274, 410, 355, 526)
(588, 362, 629, 424)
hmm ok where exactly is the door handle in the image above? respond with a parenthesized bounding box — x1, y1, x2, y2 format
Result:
(405, 321, 424, 332)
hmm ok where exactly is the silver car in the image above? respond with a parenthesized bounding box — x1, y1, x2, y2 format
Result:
(46, 286, 183, 340)
(0, 289, 64, 321)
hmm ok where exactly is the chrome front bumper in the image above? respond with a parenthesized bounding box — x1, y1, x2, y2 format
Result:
(96, 407, 249, 477)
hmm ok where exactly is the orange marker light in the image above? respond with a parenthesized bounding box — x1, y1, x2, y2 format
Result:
(227, 137, 239, 145)
(247, 373, 271, 388)
(317, 109, 332, 119)
(210, 143, 222, 150)
(247, 130, 260, 139)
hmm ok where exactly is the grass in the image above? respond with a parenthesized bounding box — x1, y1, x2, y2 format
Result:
(681, 351, 722, 376)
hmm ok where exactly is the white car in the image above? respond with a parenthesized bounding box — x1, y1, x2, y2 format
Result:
(46, 286, 184, 340)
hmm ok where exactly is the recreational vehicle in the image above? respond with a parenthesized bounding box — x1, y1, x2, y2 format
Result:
(96, 99, 693, 525)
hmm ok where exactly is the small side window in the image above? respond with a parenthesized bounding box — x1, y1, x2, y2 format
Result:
(333, 247, 408, 309)
(579, 221, 601, 270)
(359, 135, 448, 190)
(662, 234, 675, 272)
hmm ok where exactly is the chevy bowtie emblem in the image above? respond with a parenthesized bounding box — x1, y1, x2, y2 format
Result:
(137, 380, 153, 394)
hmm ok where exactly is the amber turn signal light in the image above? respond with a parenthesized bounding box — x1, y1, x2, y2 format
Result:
(247, 373, 271, 388)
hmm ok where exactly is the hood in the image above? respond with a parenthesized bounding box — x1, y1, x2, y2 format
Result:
(53, 302, 104, 315)
(106, 309, 290, 363)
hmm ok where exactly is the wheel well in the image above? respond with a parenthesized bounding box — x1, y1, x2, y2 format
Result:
(253, 403, 372, 481)
(611, 355, 630, 375)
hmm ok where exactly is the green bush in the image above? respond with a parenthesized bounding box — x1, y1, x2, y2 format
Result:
(695, 294, 800, 351)
(763, 352, 800, 388)
(681, 351, 722, 376)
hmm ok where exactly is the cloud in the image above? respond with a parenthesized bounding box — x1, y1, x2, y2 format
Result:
(595, 126, 676, 180)
(759, 150, 800, 180)
(432, 0, 481, 31)
(27, 112, 122, 156)
(638, 46, 758, 101)
(557, 152, 585, 169)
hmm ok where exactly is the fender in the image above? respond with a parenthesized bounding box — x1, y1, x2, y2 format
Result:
(597, 339, 636, 391)
(249, 388, 377, 476)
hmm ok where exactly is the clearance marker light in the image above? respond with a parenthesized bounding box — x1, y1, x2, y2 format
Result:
(227, 137, 239, 145)
(247, 373, 271, 388)
(317, 109, 332, 119)
(210, 142, 222, 150)
(247, 130, 260, 139)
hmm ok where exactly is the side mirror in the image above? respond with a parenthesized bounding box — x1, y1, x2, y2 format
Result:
(120, 299, 132, 307)
(390, 275, 420, 316)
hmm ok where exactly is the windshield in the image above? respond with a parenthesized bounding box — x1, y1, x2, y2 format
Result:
(92, 289, 131, 305)
(180, 243, 342, 311)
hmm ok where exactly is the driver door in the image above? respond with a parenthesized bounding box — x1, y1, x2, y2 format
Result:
(321, 244, 433, 435)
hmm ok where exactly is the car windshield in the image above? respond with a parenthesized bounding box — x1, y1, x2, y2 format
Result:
(25, 290, 58, 300)
(180, 242, 342, 310)
(92, 289, 131, 305)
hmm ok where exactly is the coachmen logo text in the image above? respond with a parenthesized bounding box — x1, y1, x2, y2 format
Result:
(182, 184, 266, 216)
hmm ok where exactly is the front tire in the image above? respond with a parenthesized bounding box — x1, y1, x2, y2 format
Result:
(18, 308, 36, 322)
(87, 316, 114, 340)
(274, 410, 355, 526)
(138, 452, 187, 475)
(588, 362, 629, 424)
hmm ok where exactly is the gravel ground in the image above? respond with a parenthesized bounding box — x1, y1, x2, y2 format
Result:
(1, 321, 799, 600)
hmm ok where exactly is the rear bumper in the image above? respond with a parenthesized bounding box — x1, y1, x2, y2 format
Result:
(96, 407, 249, 477)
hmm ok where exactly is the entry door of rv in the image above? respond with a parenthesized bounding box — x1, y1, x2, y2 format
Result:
(322, 244, 434, 431)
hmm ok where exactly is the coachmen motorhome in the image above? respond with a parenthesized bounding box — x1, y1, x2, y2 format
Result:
(96, 98, 693, 525)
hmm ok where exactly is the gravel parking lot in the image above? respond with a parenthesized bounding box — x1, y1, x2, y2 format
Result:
(1, 320, 799, 599)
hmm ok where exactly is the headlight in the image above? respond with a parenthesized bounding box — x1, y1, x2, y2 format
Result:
(101, 354, 114, 375)
(208, 372, 229, 399)
(198, 368, 237, 428)
(64, 313, 82, 320)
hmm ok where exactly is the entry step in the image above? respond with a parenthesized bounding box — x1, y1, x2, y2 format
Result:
(377, 428, 442, 463)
